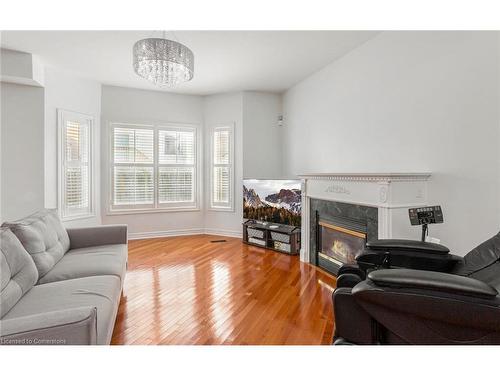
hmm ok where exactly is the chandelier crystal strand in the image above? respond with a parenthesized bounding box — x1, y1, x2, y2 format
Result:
(133, 38, 194, 86)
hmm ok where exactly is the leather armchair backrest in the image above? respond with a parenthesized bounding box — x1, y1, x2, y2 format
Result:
(453, 232, 500, 279)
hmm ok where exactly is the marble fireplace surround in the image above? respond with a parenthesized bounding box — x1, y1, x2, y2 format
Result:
(298, 173, 431, 263)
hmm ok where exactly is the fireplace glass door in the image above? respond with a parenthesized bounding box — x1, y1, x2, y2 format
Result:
(318, 221, 366, 265)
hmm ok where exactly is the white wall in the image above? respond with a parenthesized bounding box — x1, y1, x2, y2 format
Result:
(44, 67, 102, 227)
(0, 48, 44, 87)
(100, 85, 205, 236)
(242, 91, 283, 179)
(1, 82, 45, 221)
(283, 31, 500, 255)
(203, 92, 244, 236)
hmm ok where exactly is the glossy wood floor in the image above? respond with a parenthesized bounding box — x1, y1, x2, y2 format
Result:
(111, 235, 336, 345)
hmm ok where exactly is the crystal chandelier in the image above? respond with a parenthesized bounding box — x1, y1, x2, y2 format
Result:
(133, 35, 194, 86)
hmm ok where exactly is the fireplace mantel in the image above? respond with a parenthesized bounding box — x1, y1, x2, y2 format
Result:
(299, 172, 431, 182)
(299, 172, 431, 262)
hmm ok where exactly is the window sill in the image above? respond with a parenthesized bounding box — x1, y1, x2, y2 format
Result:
(106, 207, 200, 216)
(61, 213, 96, 222)
(208, 206, 235, 213)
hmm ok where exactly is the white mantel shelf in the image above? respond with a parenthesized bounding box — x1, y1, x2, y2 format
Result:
(298, 173, 431, 182)
(299, 172, 432, 262)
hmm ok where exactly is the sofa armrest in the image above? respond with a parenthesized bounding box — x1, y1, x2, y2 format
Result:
(67, 225, 127, 249)
(368, 269, 498, 299)
(0, 307, 97, 345)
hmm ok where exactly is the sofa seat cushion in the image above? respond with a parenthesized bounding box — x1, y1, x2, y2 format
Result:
(1, 228, 39, 318)
(3, 275, 121, 344)
(38, 244, 127, 285)
(2, 209, 70, 279)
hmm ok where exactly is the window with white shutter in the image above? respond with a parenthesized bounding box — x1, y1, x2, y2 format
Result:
(109, 123, 198, 212)
(58, 110, 94, 220)
(210, 124, 234, 211)
(111, 125, 154, 210)
(158, 128, 196, 206)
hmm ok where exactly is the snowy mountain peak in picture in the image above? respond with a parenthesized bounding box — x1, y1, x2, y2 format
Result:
(265, 189, 301, 214)
(243, 185, 265, 208)
(243, 180, 301, 227)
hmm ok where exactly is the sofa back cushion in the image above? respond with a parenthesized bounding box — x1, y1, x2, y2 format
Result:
(1, 228, 39, 318)
(2, 209, 70, 279)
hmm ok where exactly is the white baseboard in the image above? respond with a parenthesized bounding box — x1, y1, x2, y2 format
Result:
(204, 228, 242, 238)
(128, 228, 205, 240)
(128, 228, 242, 240)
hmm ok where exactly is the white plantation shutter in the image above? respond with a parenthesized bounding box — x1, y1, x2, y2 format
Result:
(158, 167, 194, 203)
(158, 128, 196, 205)
(111, 125, 154, 209)
(159, 130, 194, 165)
(113, 127, 154, 164)
(58, 110, 93, 219)
(110, 123, 198, 211)
(213, 166, 230, 203)
(113, 166, 154, 205)
(210, 125, 234, 210)
(66, 166, 89, 209)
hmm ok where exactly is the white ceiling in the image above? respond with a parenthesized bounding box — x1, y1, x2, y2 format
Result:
(0, 31, 378, 95)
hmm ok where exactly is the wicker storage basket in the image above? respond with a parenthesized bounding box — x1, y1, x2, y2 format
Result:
(247, 228, 265, 239)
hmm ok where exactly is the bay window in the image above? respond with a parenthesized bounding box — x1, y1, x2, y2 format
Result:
(110, 123, 198, 212)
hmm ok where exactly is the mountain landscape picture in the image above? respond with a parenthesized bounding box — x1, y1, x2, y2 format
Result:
(243, 179, 301, 227)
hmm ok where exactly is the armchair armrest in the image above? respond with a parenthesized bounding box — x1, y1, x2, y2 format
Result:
(368, 269, 498, 299)
(356, 239, 462, 272)
(366, 239, 450, 255)
(67, 224, 127, 249)
(0, 307, 97, 345)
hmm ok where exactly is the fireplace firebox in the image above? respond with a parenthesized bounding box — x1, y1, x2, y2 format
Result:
(318, 221, 366, 267)
(309, 199, 378, 276)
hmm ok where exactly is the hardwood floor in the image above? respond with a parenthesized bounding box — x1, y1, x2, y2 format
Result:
(111, 234, 336, 345)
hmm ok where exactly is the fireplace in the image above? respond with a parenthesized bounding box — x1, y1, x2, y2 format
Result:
(300, 173, 432, 273)
(318, 220, 366, 267)
(310, 199, 378, 276)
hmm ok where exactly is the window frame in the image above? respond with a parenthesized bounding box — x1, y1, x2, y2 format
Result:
(57, 109, 95, 221)
(108, 121, 201, 215)
(209, 123, 235, 212)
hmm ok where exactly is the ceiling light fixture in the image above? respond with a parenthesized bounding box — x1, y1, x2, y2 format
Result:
(133, 32, 194, 86)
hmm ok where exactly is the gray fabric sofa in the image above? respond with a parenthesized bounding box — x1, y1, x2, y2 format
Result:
(0, 209, 127, 345)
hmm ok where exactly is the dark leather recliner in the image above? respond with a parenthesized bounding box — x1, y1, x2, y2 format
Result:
(333, 231, 500, 344)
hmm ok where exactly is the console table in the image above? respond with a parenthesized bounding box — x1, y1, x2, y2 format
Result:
(242, 220, 301, 255)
